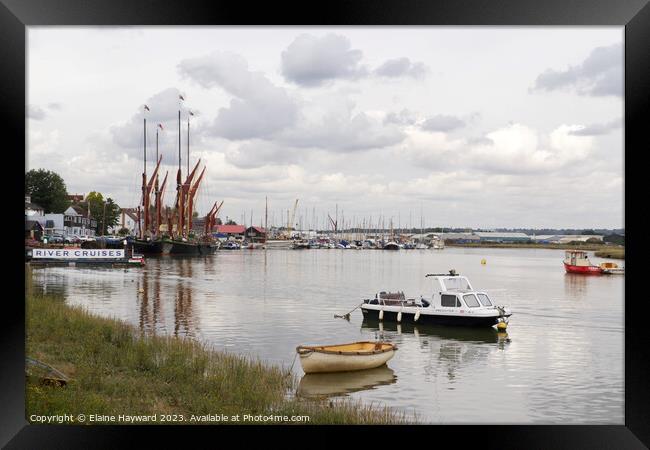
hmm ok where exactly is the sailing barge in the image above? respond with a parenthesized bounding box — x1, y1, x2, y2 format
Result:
(134, 99, 221, 255)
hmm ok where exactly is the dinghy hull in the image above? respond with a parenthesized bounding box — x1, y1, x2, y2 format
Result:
(296, 342, 396, 374)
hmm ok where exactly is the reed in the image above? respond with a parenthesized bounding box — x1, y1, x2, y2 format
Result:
(26, 293, 407, 424)
(594, 247, 625, 259)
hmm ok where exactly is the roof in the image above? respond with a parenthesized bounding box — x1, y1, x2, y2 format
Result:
(474, 232, 530, 238)
(247, 226, 266, 233)
(124, 210, 139, 222)
(25, 201, 44, 211)
(25, 220, 44, 231)
(68, 204, 88, 216)
(216, 225, 246, 234)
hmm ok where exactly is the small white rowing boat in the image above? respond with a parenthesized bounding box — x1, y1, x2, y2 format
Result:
(296, 341, 397, 374)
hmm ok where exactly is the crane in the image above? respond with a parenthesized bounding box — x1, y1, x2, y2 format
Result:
(287, 198, 299, 237)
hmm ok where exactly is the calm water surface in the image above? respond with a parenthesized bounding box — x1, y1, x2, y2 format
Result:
(28, 247, 624, 424)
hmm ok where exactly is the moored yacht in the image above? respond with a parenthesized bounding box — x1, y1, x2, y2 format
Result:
(361, 270, 512, 328)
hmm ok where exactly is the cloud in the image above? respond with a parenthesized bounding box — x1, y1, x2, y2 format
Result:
(374, 57, 428, 79)
(398, 123, 595, 174)
(178, 52, 298, 139)
(224, 140, 304, 169)
(276, 105, 406, 152)
(109, 87, 194, 157)
(281, 34, 367, 87)
(421, 114, 465, 132)
(531, 42, 622, 97)
(27, 104, 47, 120)
(568, 117, 622, 136)
(47, 102, 62, 111)
(384, 108, 419, 126)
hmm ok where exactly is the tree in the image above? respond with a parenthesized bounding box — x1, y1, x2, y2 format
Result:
(225, 219, 238, 225)
(25, 169, 69, 213)
(86, 192, 120, 235)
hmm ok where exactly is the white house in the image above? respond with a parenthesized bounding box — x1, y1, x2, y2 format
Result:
(108, 208, 140, 235)
(33, 205, 97, 237)
(25, 195, 44, 217)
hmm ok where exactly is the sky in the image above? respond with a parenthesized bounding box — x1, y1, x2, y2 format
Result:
(27, 27, 624, 230)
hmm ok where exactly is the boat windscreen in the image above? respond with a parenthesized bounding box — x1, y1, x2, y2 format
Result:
(442, 277, 471, 290)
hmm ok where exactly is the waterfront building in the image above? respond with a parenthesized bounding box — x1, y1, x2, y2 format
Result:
(67, 193, 85, 203)
(214, 224, 246, 239)
(439, 232, 480, 244)
(107, 208, 140, 235)
(474, 232, 531, 243)
(245, 226, 267, 243)
(25, 219, 44, 240)
(531, 234, 603, 244)
(25, 196, 44, 217)
(33, 205, 97, 238)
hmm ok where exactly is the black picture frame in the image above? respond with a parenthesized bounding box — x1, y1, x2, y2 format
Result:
(4, 0, 648, 447)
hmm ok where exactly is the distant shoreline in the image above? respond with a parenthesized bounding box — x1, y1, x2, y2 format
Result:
(446, 242, 624, 253)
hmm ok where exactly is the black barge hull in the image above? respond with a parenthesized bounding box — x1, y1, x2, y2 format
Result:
(133, 239, 172, 255)
(361, 307, 504, 327)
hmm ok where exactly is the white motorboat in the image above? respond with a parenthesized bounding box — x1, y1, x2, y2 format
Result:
(361, 270, 512, 328)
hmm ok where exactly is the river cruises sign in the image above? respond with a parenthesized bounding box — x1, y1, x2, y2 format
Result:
(32, 249, 126, 259)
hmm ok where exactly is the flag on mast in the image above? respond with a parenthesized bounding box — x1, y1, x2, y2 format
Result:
(158, 123, 164, 130)
(144, 105, 150, 111)
(179, 94, 185, 101)
(189, 110, 194, 116)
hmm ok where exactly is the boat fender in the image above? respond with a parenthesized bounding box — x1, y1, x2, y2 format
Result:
(414, 309, 421, 322)
(397, 309, 402, 323)
(379, 308, 384, 320)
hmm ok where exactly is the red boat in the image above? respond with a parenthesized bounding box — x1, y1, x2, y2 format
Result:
(563, 250, 603, 274)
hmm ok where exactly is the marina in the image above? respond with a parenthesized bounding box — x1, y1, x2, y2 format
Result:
(27, 246, 624, 423)
(21, 25, 628, 433)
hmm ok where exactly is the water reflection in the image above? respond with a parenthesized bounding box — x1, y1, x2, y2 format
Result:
(564, 273, 588, 299)
(297, 365, 397, 399)
(174, 258, 195, 338)
(362, 317, 511, 383)
(362, 317, 507, 344)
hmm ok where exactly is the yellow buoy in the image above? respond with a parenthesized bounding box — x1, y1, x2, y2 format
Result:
(481, 258, 487, 265)
(138, 288, 145, 294)
(496, 321, 507, 331)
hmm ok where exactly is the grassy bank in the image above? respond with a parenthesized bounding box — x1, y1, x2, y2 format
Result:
(26, 293, 409, 424)
(594, 247, 625, 259)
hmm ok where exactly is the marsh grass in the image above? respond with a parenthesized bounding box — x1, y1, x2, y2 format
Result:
(26, 293, 407, 425)
(594, 248, 625, 259)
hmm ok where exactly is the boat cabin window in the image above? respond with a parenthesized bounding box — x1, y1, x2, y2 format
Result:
(441, 294, 461, 307)
(442, 277, 471, 290)
(463, 294, 481, 308)
(477, 293, 492, 306)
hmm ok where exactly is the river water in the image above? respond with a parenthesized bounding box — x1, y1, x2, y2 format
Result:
(28, 247, 624, 424)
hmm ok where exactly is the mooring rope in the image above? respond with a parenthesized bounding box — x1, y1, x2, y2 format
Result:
(286, 352, 298, 377)
(334, 302, 364, 319)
